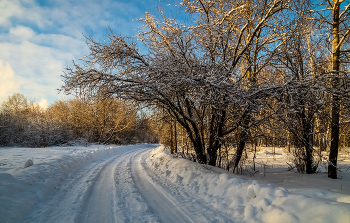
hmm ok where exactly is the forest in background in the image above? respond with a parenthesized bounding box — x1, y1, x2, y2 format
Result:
(0, 93, 159, 148)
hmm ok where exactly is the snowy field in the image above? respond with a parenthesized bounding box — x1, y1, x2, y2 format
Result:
(227, 146, 350, 197)
(0, 144, 349, 223)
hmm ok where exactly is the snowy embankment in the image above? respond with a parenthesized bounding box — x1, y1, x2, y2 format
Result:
(0, 145, 129, 222)
(147, 146, 350, 223)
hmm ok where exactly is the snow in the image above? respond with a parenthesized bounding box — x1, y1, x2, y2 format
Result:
(23, 159, 33, 168)
(146, 146, 350, 223)
(0, 145, 140, 222)
(0, 144, 349, 223)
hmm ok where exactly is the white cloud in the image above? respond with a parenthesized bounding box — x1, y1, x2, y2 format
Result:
(0, 0, 50, 29)
(9, 26, 35, 40)
(0, 0, 22, 27)
(0, 33, 86, 105)
(36, 98, 48, 110)
(0, 60, 21, 102)
(0, 0, 159, 105)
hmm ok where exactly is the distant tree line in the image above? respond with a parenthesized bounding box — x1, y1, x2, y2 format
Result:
(61, 0, 350, 179)
(0, 93, 158, 147)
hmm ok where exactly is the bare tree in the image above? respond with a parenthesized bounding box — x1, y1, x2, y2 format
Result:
(61, 0, 292, 166)
(180, 0, 294, 169)
(310, 0, 350, 178)
(271, 18, 329, 173)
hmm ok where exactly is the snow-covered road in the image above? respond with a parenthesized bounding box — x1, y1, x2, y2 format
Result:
(22, 146, 155, 222)
(21, 145, 231, 223)
(1, 144, 350, 223)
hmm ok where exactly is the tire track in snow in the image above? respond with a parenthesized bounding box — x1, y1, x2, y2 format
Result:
(131, 152, 196, 223)
(77, 147, 159, 223)
(24, 145, 234, 223)
(135, 151, 236, 223)
(23, 151, 121, 223)
(23, 146, 149, 223)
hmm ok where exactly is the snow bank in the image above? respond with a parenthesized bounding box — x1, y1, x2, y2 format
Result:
(23, 159, 33, 168)
(147, 146, 350, 223)
(0, 145, 123, 223)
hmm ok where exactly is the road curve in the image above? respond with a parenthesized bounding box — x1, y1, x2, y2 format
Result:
(24, 145, 233, 223)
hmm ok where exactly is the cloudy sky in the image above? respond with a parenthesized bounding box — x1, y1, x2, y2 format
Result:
(0, 0, 165, 108)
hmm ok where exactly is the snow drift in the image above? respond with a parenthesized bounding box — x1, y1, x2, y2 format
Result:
(147, 146, 350, 223)
(0, 145, 125, 222)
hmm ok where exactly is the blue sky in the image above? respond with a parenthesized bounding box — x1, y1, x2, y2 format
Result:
(0, 0, 167, 108)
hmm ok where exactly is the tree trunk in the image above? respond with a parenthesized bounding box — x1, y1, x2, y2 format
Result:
(329, 95, 340, 178)
(193, 137, 207, 164)
(233, 115, 250, 172)
(234, 131, 246, 173)
(207, 108, 226, 166)
(300, 107, 315, 174)
(329, 2, 341, 179)
(170, 121, 174, 154)
(174, 120, 178, 155)
(305, 142, 313, 174)
(207, 145, 218, 166)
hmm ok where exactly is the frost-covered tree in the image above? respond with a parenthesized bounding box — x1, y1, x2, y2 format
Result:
(271, 17, 330, 173)
(61, 0, 293, 166)
(0, 93, 153, 147)
(310, 0, 350, 178)
(0, 93, 51, 147)
(47, 97, 141, 145)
